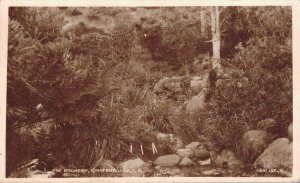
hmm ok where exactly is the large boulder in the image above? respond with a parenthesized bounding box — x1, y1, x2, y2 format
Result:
(186, 90, 207, 113)
(254, 138, 292, 171)
(215, 149, 244, 169)
(154, 155, 181, 167)
(176, 148, 194, 158)
(190, 74, 210, 93)
(288, 123, 293, 141)
(238, 130, 268, 161)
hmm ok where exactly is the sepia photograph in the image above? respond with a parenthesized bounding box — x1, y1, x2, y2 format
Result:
(5, 5, 293, 179)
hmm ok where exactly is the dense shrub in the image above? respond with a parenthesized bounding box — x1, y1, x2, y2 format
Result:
(136, 13, 211, 69)
(220, 7, 292, 57)
(70, 8, 83, 16)
(198, 37, 291, 154)
(65, 22, 107, 37)
(220, 7, 252, 57)
(7, 10, 104, 174)
(111, 20, 135, 63)
(194, 7, 292, 155)
(70, 32, 112, 64)
(9, 7, 64, 43)
(7, 7, 147, 173)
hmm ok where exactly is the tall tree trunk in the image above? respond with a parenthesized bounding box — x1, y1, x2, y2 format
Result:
(210, 6, 221, 70)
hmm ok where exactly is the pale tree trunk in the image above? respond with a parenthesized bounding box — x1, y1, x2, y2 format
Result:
(210, 6, 221, 70)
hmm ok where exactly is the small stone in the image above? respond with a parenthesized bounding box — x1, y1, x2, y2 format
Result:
(185, 141, 201, 151)
(176, 148, 194, 158)
(121, 158, 146, 177)
(202, 169, 223, 176)
(121, 158, 145, 170)
(158, 167, 183, 177)
(36, 103, 43, 111)
(154, 154, 181, 167)
(28, 170, 54, 178)
(154, 165, 161, 171)
(99, 159, 115, 169)
(194, 145, 210, 160)
(197, 158, 211, 166)
(215, 149, 244, 169)
(179, 157, 194, 167)
(140, 162, 153, 177)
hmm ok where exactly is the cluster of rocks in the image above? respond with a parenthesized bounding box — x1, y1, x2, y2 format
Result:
(238, 119, 293, 176)
(15, 119, 292, 178)
(153, 74, 211, 114)
(152, 119, 292, 176)
(119, 140, 247, 177)
(254, 123, 293, 172)
(154, 141, 210, 168)
(119, 141, 213, 177)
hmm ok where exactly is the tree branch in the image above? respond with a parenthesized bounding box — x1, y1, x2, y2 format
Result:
(19, 77, 46, 100)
